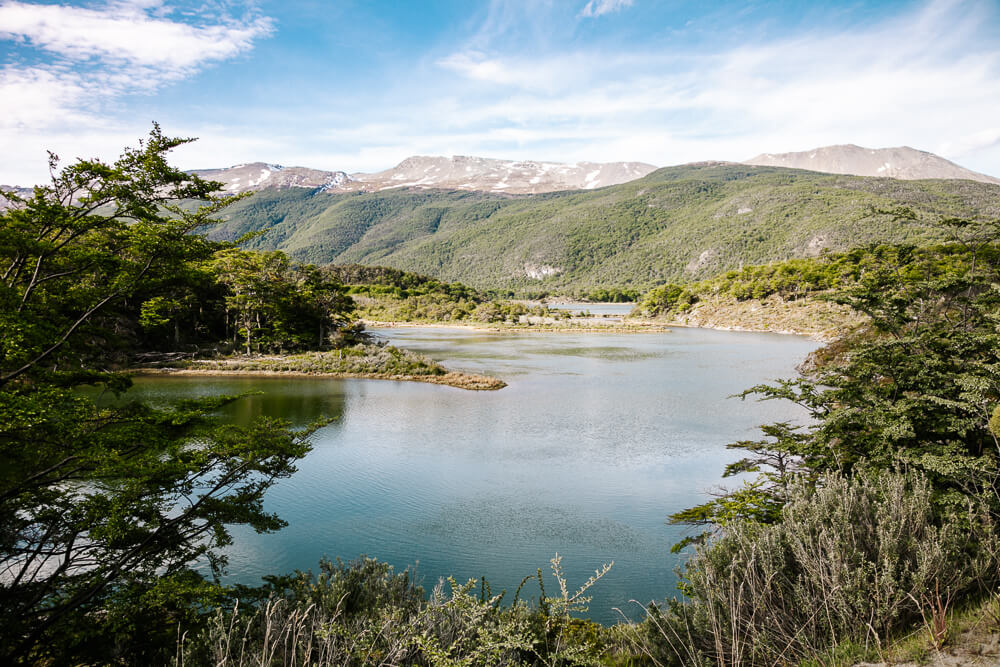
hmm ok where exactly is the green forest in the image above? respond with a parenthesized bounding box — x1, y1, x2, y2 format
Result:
(204, 162, 1000, 295)
(2, 130, 1000, 665)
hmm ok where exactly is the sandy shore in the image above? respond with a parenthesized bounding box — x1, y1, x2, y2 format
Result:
(132, 367, 507, 391)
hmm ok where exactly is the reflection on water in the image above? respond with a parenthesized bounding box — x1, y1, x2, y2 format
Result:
(127, 376, 348, 427)
(128, 327, 817, 624)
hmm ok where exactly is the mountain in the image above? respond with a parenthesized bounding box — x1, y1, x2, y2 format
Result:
(205, 163, 1000, 293)
(0, 185, 34, 212)
(744, 145, 1000, 185)
(193, 156, 657, 195)
(192, 162, 353, 193)
(351, 155, 657, 194)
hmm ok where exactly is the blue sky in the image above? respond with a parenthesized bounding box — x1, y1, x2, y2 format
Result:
(1, 0, 999, 184)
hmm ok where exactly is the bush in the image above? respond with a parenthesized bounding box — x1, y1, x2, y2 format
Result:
(635, 470, 998, 666)
(177, 555, 624, 666)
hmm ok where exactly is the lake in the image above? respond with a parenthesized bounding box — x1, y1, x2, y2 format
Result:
(128, 326, 818, 624)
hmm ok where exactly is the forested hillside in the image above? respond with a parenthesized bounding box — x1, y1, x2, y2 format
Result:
(204, 163, 1000, 293)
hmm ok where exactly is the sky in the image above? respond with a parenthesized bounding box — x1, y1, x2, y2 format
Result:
(1, 0, 999, 185)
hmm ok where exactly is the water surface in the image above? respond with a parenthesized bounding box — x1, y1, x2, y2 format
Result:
(545, 302, 636, 316)
(130, 327, 817, 623)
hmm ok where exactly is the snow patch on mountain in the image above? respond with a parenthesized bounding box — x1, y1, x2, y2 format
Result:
(351, 156, 658, 195)
(192, 162, 355, 194)
(193, 155, 658, 196)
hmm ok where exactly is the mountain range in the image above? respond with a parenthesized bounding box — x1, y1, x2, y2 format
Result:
(192, 156, 657, 196)
(188, 144, 1000, 198)
(5, 144, 1000, 295)
(204, 161, 1000, 293)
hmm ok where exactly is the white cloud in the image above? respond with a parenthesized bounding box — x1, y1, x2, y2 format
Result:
(579, 0, 633, 19)
(426, 0, 1000, 173)
(0, 1, 272, 71)
(436, 50, 595, 93)
(0, 0, 273, 175)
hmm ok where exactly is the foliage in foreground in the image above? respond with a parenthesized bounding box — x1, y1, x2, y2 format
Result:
(0, 128, 317, 664)
(174, 472, 1000, 667)
(638, 470, 998, 666)
(659, 213, 1000, 664)
(177, 555, 620, 667)
(672, 216, 1000, 530)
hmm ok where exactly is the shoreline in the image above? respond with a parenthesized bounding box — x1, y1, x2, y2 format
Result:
(653, 319, 834, 341)
(132, 367, 507, 391)
(363, 319, 673, 334)
(364, 318, 832, 340)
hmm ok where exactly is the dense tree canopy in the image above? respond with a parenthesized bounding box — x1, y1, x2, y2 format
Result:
(672, 213, 1000, 532)
(0, 128, 327, 663)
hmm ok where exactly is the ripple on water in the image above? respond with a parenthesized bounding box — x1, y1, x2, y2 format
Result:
(417, 498, 644, 552)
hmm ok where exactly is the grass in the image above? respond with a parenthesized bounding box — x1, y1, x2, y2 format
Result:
(648, 292, 865, 340)
(793, 590, 1000, 666)
(134, 345, 507, 390)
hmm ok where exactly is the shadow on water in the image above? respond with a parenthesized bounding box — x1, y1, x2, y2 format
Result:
(126, 376, 348, 429)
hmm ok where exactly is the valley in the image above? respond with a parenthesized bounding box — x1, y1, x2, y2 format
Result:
(6, 130, 1000, 665)
(202, 160, 1000, 295)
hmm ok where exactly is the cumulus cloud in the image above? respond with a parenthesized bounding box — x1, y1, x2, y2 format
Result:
(0, 1, 271, 71)
(0, 0, 272, 144)
(579, 0, 633, 18)
(429, 0, 1000, 172)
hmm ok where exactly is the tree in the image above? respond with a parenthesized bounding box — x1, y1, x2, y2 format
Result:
(672, 214, 1000, 529)
(209, 249, 355, 354)
(0, 127, 317, 663)
(211, 248, 289, 355)
(295, 264, 354, 349)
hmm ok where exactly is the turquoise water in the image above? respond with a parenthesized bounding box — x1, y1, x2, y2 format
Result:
(129, 326, 817, 624)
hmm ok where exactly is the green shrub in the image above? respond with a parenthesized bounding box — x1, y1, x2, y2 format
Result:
(636, 470, 998, 666)
(177, 555, 624, 666)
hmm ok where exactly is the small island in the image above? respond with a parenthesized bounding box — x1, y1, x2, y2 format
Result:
(134, 348, 507, 390)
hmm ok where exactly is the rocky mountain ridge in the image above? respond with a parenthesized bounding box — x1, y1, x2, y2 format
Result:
(206, 162, 1000, 293)
(191, 163, 353, 194)
(744, 144, 1000, 185)
(194, 145, 1000, 198)
(351, 155, 657, 194)
(191, 156, 658, 196)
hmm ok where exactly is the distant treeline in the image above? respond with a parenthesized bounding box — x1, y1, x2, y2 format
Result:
(333, 263, 558, 323)
(636, 241, 1000, 317)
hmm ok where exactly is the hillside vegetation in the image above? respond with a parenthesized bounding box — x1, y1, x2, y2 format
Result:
(325, 263, 562, 324)
(6, 130, 1000, 666)
(205, 163, 1000, 293)
(631, 240, 999, 338)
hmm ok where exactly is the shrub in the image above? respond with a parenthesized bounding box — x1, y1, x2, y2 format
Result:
(634, 470, 998, 666)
